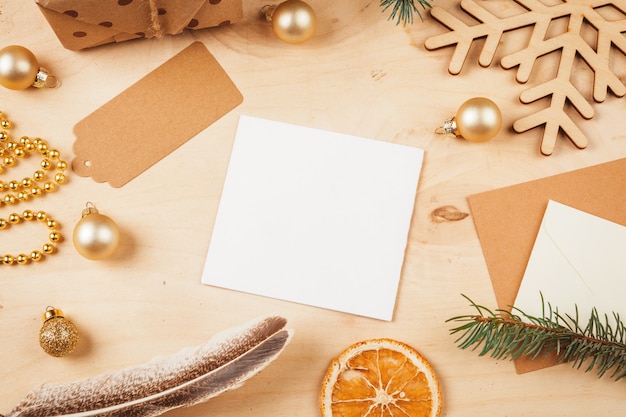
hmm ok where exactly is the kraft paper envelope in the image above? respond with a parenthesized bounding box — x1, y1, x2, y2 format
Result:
(468, 158, 626, 373)
(514, 200, 626, 329)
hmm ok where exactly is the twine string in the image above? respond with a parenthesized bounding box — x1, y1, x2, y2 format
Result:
(148, 0, 165, 38)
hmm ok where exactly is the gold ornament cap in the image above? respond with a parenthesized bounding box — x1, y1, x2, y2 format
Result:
(33, 66, 59, 88)
(81, 201, 100, 217)
(42, 306, 65, 322)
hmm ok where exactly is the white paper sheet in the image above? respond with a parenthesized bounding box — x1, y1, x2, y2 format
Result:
(201, 116, 424, 320)
(515, 200, 626, 325)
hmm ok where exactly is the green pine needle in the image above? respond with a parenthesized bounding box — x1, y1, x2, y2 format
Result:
(447, 294, 626, 380)
(380, 0, 432, 26)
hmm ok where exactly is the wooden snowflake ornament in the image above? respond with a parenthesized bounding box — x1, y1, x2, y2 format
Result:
(424, 0, 626, 155)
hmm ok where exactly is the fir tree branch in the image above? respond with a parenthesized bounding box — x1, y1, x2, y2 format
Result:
(447, 294, 626, 380)
(380, 0, 432, 26)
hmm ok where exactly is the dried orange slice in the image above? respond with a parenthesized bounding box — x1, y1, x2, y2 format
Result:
(320, 338, 442, 417)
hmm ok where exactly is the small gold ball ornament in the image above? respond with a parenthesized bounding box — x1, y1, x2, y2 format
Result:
(0, 45, 59, 90)
(39, 306, 79, 357)
(436, 97, 502, 142)
(73, 202, 120, 260)
(262, 0, 317, 44)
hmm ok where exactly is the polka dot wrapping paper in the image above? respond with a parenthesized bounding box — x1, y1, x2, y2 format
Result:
(35, 0, 243, 51)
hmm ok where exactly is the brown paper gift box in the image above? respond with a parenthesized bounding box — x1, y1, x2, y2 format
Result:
(35, 0, 243, 51)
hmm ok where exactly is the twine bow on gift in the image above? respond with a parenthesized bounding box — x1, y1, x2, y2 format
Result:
(148, 0, 165, 38)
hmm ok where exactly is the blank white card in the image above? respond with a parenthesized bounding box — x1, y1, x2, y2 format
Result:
(201, 116, 424, 320)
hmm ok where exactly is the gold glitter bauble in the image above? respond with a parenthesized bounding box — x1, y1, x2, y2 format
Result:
(39, 307, 78, 357)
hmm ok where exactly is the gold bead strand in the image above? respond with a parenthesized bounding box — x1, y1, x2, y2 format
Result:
(0, 112, 68, 208)
(0, 210, 60, 265)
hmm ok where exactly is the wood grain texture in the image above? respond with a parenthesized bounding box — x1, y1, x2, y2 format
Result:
(1, 1, 625, 416)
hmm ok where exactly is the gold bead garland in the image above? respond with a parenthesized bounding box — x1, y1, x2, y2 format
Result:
(0, 209, 60, 265)
(0, 111, 68, 207)
(0, 110, 66, 265)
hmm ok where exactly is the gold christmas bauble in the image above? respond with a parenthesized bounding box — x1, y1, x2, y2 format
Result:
(39, 307, 79, 357)
(0, 45, 39, 90)
(271, 0, 317, 44)
(453, 97, 502, 142)
(73, 205, 120, 260)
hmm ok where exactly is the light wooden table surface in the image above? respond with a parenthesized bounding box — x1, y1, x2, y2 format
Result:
(1, 1, 625, 416)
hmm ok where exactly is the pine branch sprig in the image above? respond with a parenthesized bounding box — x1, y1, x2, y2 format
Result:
(447, 295, 626, 380)
(380, 0, 432, 26)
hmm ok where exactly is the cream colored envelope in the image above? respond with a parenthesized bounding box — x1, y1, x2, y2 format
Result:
(514, 200, 626, 325)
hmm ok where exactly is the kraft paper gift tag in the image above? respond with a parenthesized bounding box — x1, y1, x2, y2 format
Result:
(468, 158, 626, 373)
(72, 42, 243, 187)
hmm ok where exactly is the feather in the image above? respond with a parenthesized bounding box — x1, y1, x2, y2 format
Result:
(4, 315, 292, 417)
